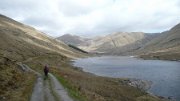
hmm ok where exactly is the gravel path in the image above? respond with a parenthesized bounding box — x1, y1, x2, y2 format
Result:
(44, 79, 56, 101)
(49, 73, 74, 101)
(30, 75, 44, 101)
(18, 63, 74, 101)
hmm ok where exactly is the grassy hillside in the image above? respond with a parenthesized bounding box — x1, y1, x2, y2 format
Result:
(139, 23, 180, 60)
(0, 55, 36, 101)
(0, 14, 86, 61)
(0, 14, 86, 101)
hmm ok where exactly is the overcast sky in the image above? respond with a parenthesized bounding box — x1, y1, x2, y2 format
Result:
(0, 0, 180, 37)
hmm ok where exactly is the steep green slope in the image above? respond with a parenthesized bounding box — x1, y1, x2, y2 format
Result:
(0, 14, 86, 101)
(0, 14, 86, 61)
(139, 23, 180, 60)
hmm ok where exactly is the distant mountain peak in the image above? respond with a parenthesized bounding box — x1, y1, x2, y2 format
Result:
(57, 32, 154, 54)
(56, 34, 90, 46)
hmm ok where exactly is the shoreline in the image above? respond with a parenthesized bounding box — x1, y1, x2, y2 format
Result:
(73, 64, 174, 101)
(127, 79, 175, 101)
(86, 54, 180, 62)
(138, 54, 180, 62)
(71, 57, 176, 101)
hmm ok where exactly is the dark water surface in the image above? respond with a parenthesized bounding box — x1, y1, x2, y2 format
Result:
(73, 56, 180, 100)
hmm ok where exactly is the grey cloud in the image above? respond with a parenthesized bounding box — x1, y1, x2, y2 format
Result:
(23, 17, 62, 29)
(58, 2, 91, 16)
(0, 0, 180, 37)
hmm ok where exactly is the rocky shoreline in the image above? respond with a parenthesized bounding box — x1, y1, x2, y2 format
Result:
(128, 79, 152, 91)
(126, 79, 176, 101)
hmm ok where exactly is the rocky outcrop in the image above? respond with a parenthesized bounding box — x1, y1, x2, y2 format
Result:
(128, 79, 152, 91)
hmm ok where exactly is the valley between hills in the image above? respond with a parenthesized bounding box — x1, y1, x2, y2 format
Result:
(0, 14, 179, 101)
(57, 23, 180, 61)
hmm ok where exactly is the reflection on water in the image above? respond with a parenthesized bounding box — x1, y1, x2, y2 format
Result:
(73, 56, 180, 100)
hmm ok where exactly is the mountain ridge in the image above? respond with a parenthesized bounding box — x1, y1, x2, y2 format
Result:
(139, 23, 180, 60)
(57, 32, 156, 54)
(0, 14, 86, 61)
(57, 23, 180, 60)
